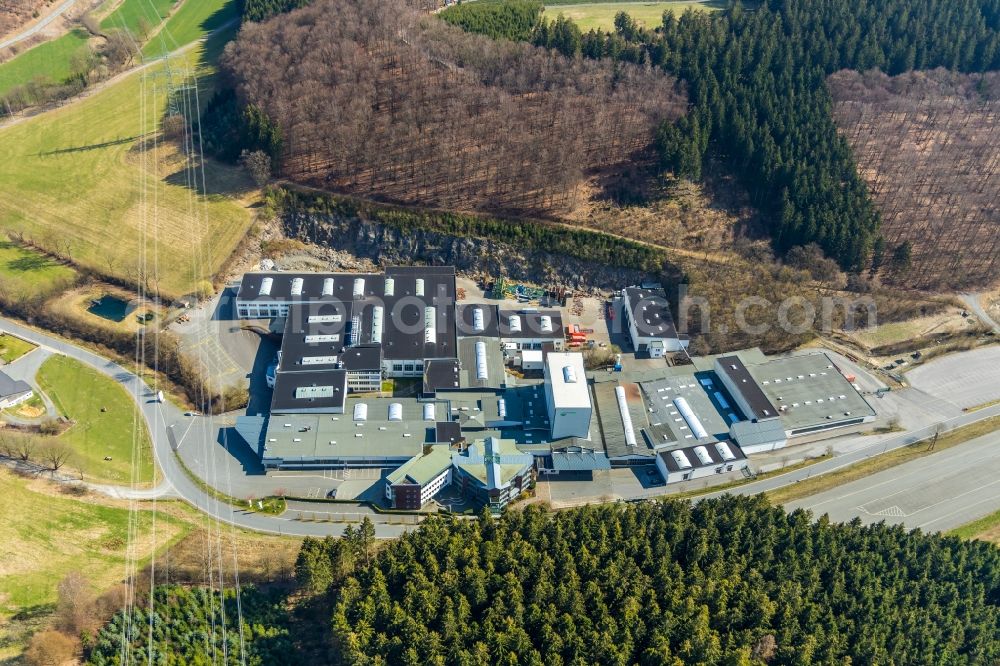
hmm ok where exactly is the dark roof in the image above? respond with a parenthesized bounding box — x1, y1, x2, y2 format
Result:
(381, 292, 457, 361)
(435, 421, 464, 445)
(423, 359, 461, 394)
(624, 287, 679, 340)
(497, 309, 564, 340)
(236, 271, 384, 302)
(0, 371, 31, 399)
(339, 346, 383, 372)
(658, 440, 746, 473)
(456, 304, 500, 338)
(716, 356, 778, 421)
(279, 302, 373, 372)
(270, 370, 348, 413)
(272, 265, 461, 368)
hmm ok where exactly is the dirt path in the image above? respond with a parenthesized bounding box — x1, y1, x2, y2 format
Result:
(961, 292, 1000, 333)
(0, 16, 238, 133)
(0, 0, 77, 50)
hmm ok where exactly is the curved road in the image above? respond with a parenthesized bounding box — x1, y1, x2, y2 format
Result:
(0, 317, 413, 538)
(0, 0, 77, 51)
(961, 292, 1000, 333)
(5, 317, 1000, 538)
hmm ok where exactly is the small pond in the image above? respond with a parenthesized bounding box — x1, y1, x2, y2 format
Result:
(87, 295, 134, 322)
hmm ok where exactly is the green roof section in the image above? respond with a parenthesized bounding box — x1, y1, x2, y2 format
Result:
(386, 444, 453, 486)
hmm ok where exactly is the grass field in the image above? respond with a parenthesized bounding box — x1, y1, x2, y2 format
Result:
(542, 1, 723, 31)
(0, 470, 194, 659)
(0, 239, 77, 300)
(36, 355, 155, 484)
(141, 0, 240, 58)
(0, 33, 254, 299)
(1, 0, 234, 102)
(0, 333, 36, 364)
(0, 29, 91, 97)
(99, 0, 175, 35)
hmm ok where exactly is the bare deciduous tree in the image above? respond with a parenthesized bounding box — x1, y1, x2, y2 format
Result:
(240, 149, 272, 187)
(40, 441, 74, 472)
(224, 0, 686, 217)
(55, 572, 97, 636)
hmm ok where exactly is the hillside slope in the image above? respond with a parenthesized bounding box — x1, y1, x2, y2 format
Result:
(224, 0, 686, 217)
(830, 68, 1000, 289)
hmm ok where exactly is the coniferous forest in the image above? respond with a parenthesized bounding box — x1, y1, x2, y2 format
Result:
(226, 0, 1000, 279)
(86, 497, 1000, 665)
(444, 0, 1000, 277)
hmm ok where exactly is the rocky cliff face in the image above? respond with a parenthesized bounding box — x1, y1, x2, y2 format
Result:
(282, 210, 652, 290)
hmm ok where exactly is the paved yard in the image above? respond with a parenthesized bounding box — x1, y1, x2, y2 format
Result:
(906, 345, 1000, 410)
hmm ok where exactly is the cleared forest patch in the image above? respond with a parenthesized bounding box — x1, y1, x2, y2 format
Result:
(542, 1, 721, 32)
(829, 68, 1000, 290)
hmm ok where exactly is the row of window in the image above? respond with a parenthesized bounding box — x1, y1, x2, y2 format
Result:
(237, 304, 289, 319)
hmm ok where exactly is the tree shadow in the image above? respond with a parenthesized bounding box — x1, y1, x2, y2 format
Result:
(161, 152, 255, 197)
(7, 254, 53, 272)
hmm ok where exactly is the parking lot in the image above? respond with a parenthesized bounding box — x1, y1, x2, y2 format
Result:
(906, 345, 1000, 410)
(170, 287, 263, 391)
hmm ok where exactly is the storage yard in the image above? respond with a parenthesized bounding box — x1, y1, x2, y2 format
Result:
(228, 266, 879, 513)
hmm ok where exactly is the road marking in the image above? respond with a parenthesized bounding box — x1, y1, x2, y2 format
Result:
(796, 438, 1000, 511)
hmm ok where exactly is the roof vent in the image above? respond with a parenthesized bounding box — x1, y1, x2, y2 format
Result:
(424, 307, 436, 344)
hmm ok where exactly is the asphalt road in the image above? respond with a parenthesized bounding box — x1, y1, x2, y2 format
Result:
(786, 429, 1000, 532)
(0, 317, 414, 538)
(0, 0, 77, 50)
(962, 292, 1000, 333)
(5, 316, 1000, 539)
(696, 399, 1000, 502)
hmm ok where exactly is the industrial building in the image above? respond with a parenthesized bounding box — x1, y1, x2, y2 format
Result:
(543, 352, 592, 440)
(619, 286, 688, 357)
(232, 267, 878, 510)
(656, 440, 749, 484)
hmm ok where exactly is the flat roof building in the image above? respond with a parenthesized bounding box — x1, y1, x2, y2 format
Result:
(270, 369, 348, 414)
(621, 287, 688, 357)
(255, 397, 445, 469)
(714, 355, 779, 422)
(544, 352, 592, 440)
(655, 440, 749, 484)
(498, 308, 564, 351)
(746, 353, 876, 437)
